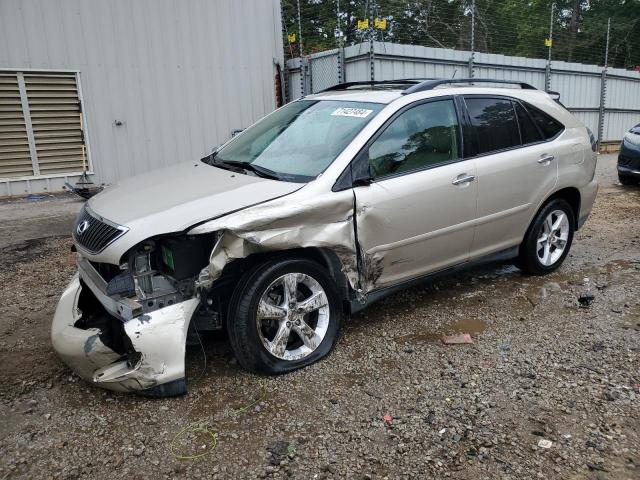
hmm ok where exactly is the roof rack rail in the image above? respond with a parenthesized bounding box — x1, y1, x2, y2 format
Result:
(402, 78, 538, 95)
(320, 79, 428, 92)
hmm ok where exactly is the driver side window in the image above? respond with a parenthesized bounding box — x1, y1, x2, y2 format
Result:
(368, 99, 460, 179)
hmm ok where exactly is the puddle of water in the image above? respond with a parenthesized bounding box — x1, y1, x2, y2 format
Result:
(394, 317, 486, 345)
(448, 317, 486, 334)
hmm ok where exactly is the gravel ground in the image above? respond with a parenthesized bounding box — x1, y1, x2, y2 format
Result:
(0, 154, 639, 480)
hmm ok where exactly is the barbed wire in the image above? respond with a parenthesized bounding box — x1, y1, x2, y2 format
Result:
(281, 0, 638, 70)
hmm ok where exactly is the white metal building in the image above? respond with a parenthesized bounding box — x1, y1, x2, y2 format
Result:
(0, 0, 284, 196)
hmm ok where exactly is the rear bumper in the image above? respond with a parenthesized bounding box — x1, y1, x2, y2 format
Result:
(51, 275, 199, 396)
(577, 179, 598, 230)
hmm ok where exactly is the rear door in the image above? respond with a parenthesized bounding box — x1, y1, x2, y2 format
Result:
(352, 98, 478, 290)
(463, 96, 559, 259)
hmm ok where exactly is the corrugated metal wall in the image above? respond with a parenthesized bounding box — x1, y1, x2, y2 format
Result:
(0, 0, 283, 196)
(288, 42, 640, 142)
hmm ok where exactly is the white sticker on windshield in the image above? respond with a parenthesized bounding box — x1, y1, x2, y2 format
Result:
(331, 107, 373, 118)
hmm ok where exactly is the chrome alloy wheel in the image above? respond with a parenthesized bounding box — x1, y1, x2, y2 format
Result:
(536, 209, 570, 266)
(256, 272, 330, 361)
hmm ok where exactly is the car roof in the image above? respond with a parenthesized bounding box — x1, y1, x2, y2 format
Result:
(306, 84, 581, 128)
(308, 85, 545, 104)
(307, 78, 546, 104)
(306, 89, 404, 104)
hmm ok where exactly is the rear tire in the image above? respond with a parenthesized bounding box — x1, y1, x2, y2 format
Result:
(227, 258, 342, 374)
(516, 199, 575, 275)
(618, 173, 637, 186)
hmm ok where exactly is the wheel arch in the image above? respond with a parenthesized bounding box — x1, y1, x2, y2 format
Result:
(217, 246, 354, 309)
(520, 186, 581, 255)
(543, 187, 581, 230)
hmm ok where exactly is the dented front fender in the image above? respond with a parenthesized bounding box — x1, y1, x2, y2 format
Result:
(189, 188, 364, 293)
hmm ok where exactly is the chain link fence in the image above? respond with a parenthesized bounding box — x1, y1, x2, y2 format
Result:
(280, 0, 640, 146)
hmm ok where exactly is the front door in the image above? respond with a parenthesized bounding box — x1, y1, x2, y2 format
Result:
(353, 98, 478, 290)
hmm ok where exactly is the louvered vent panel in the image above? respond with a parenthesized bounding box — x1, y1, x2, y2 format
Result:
(0, 73, 34, 177)
(24, 73, 86, 174)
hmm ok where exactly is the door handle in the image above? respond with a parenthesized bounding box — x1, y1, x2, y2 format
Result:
(452, 174, 476, 185)
(537, 154, 555, 164)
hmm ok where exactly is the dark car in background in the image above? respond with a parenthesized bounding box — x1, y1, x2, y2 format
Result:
(618, 124, 640, 185)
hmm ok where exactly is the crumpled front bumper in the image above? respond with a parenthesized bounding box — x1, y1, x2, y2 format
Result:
(51, 275, 199, 396)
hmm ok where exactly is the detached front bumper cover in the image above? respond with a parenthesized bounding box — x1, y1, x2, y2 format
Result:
(51, 276, 199, 396)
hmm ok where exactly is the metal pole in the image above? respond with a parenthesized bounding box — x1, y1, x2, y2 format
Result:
(545, 3, 554, 92)
(468, 0, 475, 78)
(369, 1, 375, 82)
(280, 4, 291, 103)
(597, 17, 611, 150)
(296, 0, 305, 96)
(337, 0, 344, 83)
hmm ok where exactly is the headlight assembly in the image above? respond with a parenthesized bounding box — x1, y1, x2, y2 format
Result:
(624, 131, 640, 146)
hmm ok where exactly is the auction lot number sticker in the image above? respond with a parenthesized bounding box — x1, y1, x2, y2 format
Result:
(331, 107, 373, 118)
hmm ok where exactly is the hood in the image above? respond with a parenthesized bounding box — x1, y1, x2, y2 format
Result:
(85, 161, 302, 262)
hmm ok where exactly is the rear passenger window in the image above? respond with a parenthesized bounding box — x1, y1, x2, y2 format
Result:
(465, 97, 520, 154)
(514, 102, 543, 144)
(525, 103, 564, 139)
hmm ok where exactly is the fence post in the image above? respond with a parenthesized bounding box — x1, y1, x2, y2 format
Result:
(296, 0, 306, 96)
(545, 3, 555, 92)
(336, 0, 345, 84)
(597, 18, 611, 150)
(468, 0, 475, 78)
(280, 4, 290, 103)
(369, 3, 375, 81)
(337, 47, 345, 84)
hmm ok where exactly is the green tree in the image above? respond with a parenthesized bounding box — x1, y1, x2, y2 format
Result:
(281, 0, 640, 69)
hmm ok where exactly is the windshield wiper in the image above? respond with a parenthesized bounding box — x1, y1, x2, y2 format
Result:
(214, 159, 283, 181)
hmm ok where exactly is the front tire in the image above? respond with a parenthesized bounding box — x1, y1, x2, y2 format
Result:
(517, 199, 575, 275)
(227, 258, 342, 374)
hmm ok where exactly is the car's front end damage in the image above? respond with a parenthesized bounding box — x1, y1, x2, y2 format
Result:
(50, 158, 319, 396)
(52, 272, 200, 396)
(50, 158, 366, 396)
(51, 204, 221, 395)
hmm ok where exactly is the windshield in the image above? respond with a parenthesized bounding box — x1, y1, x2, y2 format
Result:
(209, 100, 384, 182)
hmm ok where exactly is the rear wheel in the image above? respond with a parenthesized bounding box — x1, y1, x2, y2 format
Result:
(618, 173, 638, 186)
(517, 199, 575, 275)
(227, 258, 342, 374)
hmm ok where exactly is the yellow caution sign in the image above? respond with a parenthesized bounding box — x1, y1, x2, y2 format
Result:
(357, 19, 369, 30)
(374, 18, 387, 30)
(288, 33, 296, 43)
(544, 38, 552, 47)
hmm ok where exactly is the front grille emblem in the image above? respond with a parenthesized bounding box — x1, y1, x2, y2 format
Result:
(76, 220, 90, 236)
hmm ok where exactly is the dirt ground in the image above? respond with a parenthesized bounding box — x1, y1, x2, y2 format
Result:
(0, 154, 638, 480)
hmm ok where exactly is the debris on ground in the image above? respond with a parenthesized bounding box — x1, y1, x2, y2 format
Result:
(578, 292, 595, 307)
(25, 194, 48, 201)
(441, 333, 474, 344)
(537, 439, 553, 449)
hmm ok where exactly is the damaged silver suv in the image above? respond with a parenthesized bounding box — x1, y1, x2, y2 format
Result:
(52, 79, 598, 396)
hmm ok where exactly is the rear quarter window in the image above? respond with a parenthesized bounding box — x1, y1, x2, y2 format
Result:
(514, 101, 543, 144)
(524, 103, 564, 140)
